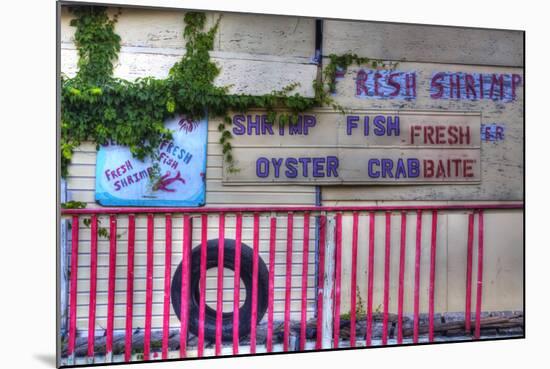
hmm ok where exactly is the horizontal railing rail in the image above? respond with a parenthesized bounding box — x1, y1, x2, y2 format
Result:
(61, 203, 523, 215)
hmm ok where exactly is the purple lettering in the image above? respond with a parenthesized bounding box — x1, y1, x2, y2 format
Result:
(256, 157, 269, 178)
(327, 156, 339, 177)
(373, 116, 386, 136)
(347, 115, 359, 135)
(312, 158, 324, 177)
(303, 115, 316, 134)
(430, 72, 445, 99)
(247, 115, 260, 135)
(368, 159, 380, 178)
(271, 158, 283, 178)
(298, 157, 311, 177)
(285, 158, 298, 178)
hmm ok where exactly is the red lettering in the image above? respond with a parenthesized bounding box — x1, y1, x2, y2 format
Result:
(423, 160, 434, 178)
(490, 74, 504, 100)
(465, 74, 476, 99)
(459, 126, 471, 145)
(452, 159, 462, 177)
(356, 70, 369, 96)
(435, 126, 446, 144)
(479, 74, 484, 99)
(448, 126, 458, 144)
(463, 160, 474, 177)
(374, 72, 382, 96)
(410, 125, 421, 144)
(406, 73, 416, 97)
(436, 160, 446, 178)
(424, 126, 435, 144)
(512, 74, 522, 100)
(449, 74, 456, 99)
(388, 73, 401, 97)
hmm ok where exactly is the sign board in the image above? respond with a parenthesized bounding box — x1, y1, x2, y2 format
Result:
(95, 115, 207, 206)
(223, 109, 481, 185)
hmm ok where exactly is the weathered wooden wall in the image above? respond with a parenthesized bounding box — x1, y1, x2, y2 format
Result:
(321, 20, 523, 314)
(60, 5, 524, 336)
(61, 6, 318, 333)
(322, 20, 523, 67)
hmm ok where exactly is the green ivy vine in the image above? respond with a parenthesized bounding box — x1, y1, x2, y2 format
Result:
(61, 200, 113, 239)
(61, 6, 389, 178)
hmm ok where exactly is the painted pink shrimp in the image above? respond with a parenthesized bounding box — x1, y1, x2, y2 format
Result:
(152, 171, 186, 192)
(178, 117, 200, 133)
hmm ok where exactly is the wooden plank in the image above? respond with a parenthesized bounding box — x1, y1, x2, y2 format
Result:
(61, 47, 316, 97)
(322, 20, 523, 67)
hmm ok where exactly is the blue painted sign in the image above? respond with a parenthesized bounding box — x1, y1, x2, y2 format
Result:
(95, 115, 207, 206)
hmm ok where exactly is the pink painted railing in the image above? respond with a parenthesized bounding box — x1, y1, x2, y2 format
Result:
(61, 203, 522, 364)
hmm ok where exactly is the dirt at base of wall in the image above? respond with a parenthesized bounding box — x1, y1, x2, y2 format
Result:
(61, 310, 523, 357)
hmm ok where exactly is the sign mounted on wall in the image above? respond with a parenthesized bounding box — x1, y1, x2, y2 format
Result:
(223, 109, 481, 185)
(95, 115, 207, 206)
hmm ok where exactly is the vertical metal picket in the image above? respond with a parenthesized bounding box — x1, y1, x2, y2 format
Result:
(87, 215, 98, 363)
(299, 212, 310, 350)
(413, 210, 422, 343)
(428, 211, 438, 342)
(162, 214, 172, 359)
(124, 215, 136, 362)
(232, 213, 243, 354)
(143, 214, 153, 360)
(283, 213, 294, 351)
(250, 213, 260, 353)
(106, 215, 117, 362)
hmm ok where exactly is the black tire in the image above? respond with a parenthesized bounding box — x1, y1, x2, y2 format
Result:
(171, 239, 269, 342)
